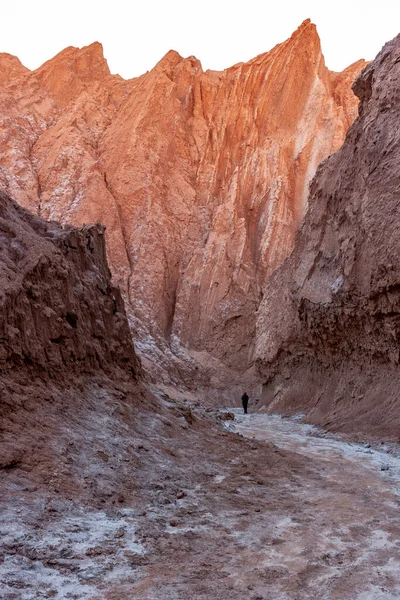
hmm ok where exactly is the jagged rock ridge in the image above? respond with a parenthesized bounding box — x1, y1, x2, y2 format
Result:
(0, 21, 365, 394)
(254, 32, 400, 438)
(0, 191, 138, 379)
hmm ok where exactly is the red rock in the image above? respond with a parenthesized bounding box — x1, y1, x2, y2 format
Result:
(254, 31, 400, 438)
(0, 191, 138, 378)
(0, 53, 29, 84)
(0, 23, 365, 392)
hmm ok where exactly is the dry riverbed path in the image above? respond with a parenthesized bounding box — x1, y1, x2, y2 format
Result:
(224, 408, 400, 599)
(2, 401, 400, 600)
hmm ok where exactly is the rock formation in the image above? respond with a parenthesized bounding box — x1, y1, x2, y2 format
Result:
(0, 21, 365, 393)
(2, 30, 400, 596)
(0, 189, 142, 476)
(254, 32, 400, 439)
(0, 191, 138, 380)
(0, 190, 314, 600)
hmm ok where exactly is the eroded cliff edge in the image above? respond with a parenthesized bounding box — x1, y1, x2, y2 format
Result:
(0, 192, 138, 380)
(0, 21, 365, 395)
(254, 33, 400, 439)
(0, 189, 145, 492)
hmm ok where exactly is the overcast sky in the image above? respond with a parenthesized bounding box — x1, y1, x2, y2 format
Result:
(2, 1, 400, 78)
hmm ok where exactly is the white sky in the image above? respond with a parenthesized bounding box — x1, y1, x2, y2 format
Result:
(2, 1, 400, 78)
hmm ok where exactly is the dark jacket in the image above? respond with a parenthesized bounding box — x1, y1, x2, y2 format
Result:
(241, 393, 249, 404)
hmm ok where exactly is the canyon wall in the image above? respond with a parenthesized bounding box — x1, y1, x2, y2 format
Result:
(0, 195, 312, 600)
(0, 21, 365, 392)
(0, 189, 146, 490)
(0, 191, 138, 380)
(254, 32, 400, 439)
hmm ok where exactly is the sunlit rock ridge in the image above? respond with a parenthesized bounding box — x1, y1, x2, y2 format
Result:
(0, 20, 365, 395)
(255, 30, 400, 438)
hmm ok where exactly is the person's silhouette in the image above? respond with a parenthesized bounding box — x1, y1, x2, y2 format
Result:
(241, 392, 249, 414)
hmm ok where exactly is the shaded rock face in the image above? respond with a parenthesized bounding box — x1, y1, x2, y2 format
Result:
(0, 191, 138, 380)
(0, 189, 142, 485)
(0, 21, 365, 390)
(254, 33, 400, 438)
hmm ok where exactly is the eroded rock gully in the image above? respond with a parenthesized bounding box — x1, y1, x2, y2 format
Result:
(1, 111, 400, 596)
(1, 14, 400, 599)
(254, 30, 400, 439)
(4, 188, 396, 599)
(0, 20, 365, 396)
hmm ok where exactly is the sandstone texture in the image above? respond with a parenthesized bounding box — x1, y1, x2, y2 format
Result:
(0, 191, 137, 380)
(0, 189, 142, 476)
(1, 108, 399, 597)
(0, 21, 365, 395)
(254, 32, 400, 439)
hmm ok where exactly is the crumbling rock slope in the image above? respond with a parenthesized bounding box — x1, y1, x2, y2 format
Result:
(0, 21, 365, 389)
(0, 191, 138, 379)
(0, 192, 318, 600)
(254, 32, 400, 439)
(0, 189, 142, 481)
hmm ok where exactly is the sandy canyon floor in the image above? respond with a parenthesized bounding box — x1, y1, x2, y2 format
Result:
(1, 399, 400, 600)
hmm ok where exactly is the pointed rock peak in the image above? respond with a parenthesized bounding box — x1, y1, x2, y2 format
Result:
(245, 18, 321, 70)
(284, 17, 322, 63)
(185, 55, 203, 70)
(81, 41, 104, 56)
(153, 49, 202, 78)
(32, 41, 112, 106)
(155, 50, 185, 70)
(290, 18, 319, 42)
(300, 18, 312, 28)
(297, 18, 315, 32)
(35, 41, 110, 81)
(0, 53, 30, 84)
(74, 42, 110, 71)
(70, 41, 111, 78)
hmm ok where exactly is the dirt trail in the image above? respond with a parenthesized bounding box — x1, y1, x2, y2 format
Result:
(2, 401, 400, 600)
(229, 409, 400, 599)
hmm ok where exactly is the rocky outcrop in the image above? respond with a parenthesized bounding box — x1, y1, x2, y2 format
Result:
(254, 33, 400, 439)
(0, 190, 142, 477)
(0, 21, 365, 392)
(0, 191, 138, 380)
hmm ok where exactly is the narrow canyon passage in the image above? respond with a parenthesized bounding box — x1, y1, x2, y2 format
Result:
(2, 18, 400, 600)
(3, 399, 400, 600)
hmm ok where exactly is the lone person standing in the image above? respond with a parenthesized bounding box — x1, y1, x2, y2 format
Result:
(241, 392, 249, 414)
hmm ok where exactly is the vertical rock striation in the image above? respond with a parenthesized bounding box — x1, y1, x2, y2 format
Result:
(254, 32, 400, 438)
(0, 22, 365, 391)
